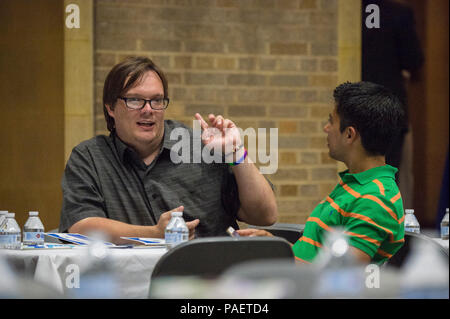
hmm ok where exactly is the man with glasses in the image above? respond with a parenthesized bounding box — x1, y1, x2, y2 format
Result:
(59, 56, 277, 244)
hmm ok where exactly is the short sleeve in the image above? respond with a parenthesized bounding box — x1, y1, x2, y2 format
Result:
(59, 146, 107, 232)
(343, 198, 396, 258)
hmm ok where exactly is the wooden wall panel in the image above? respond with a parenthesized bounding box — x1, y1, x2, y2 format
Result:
(0, 0, 65, 230)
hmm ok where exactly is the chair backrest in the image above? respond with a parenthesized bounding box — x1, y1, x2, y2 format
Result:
(249, 223, 304, 244)
(386, 231, 449, 268)
(151, 236, 294, 280)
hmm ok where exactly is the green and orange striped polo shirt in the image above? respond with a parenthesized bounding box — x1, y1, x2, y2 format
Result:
(292, 165, 405, 265)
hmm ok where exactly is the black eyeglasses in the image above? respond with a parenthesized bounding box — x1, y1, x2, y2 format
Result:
(118, 97, 169, 110)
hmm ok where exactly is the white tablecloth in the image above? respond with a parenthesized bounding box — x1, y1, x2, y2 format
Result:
(2, 246, 167, 298)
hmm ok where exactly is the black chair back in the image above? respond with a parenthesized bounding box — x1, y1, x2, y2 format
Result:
(151, 236, 294, 280)
(387, 231, 449, 268)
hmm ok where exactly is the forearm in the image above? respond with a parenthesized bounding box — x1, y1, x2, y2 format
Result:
(69, 217, 162, 244)
(232, 158, 278, 226)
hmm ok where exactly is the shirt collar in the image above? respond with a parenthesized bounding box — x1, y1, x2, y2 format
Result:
(338, 165, 398, 185)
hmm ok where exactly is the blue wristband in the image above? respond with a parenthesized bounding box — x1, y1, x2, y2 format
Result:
(228, 149, 247, 166)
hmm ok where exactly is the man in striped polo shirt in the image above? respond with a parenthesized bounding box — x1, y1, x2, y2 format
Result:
(238, 81, 405, 265)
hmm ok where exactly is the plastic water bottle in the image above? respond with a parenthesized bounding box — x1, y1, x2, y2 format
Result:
(440, 208, 449, 240)
(23, 211, 45, 245)
(164, 211, 188, 248)
(0, 211, 7, 228)
(0, 211, 8, 229)
(0, 213, 21, 250)
(0, 211, 7, 249)
(404, 209, 420, 233)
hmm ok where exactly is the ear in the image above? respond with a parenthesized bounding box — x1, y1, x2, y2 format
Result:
(105, 104, 115, 119)
(345, 126, 358, 142)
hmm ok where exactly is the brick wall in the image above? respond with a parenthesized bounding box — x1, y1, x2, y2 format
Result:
(94, 0, 340, 225)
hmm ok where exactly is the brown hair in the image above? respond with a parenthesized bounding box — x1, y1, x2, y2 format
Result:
(103, 56, 169, 132)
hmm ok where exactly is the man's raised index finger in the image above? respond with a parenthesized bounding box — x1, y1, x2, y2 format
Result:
(194, 113, 209, 130)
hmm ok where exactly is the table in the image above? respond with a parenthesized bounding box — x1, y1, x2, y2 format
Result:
(1, 245, 167, 298)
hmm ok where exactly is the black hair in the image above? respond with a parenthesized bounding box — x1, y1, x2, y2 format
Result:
(333, 81, 406, 156)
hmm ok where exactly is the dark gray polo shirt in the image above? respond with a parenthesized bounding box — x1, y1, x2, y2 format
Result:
(59, 120, 240, 237)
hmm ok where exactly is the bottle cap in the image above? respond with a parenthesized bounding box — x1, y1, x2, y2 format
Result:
(172, 211, 183, 217)
(405, 209, 414, 214)
(29, 211, 39, 216)
(7, 212, 15, 218)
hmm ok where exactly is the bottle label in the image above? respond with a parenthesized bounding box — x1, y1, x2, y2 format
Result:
(165, 232, 177, 244)
(405, 226, 420, 233)
(0, 234, 20, 245)
(441, 226, 449, 237)
(23, 231, 44, 243)
(165, 231, 188, 245)
(0, 234, 11, 244)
